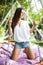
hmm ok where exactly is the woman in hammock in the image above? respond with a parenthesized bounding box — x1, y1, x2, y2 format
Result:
(9, 7, 36, 61)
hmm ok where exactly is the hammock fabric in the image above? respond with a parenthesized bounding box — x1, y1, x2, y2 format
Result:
(0, 42, 43, 65)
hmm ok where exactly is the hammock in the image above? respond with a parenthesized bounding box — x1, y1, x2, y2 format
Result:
(0, 42, 43, 65)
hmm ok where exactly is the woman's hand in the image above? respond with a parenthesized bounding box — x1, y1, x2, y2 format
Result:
(33, 21, 36, 28)
(30, 21, 37, 33)
(8, 17, 12, 35)
(8, 17, 12, 23)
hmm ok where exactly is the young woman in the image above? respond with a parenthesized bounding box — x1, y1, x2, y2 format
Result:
(11, 7, 35, 61)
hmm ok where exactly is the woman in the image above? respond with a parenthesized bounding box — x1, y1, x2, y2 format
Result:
(10, 7, 35, 61)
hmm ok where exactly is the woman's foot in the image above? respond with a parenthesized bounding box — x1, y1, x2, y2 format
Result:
(34, 61, 43, 65)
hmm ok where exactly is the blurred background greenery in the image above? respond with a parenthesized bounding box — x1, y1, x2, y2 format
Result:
(0, 0, 43, 44)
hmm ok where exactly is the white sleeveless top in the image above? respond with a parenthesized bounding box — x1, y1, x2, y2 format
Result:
(14, 20, 30, 42)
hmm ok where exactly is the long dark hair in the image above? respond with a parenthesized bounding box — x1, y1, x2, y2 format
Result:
(11, 7, 23, 33)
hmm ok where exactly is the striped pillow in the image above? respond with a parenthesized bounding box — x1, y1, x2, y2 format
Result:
(0, 42, 15, 58)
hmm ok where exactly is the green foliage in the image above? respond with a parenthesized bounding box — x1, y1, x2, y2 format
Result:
(18, 0, 32, 10)
(40, 8, 43, 16)
(0, 0, 14, 22)
(0, 27, 5, 37)
(38, 17, 43, 29)
(32, 13, 40, 21)
(0, 0, 43, 38)
(29, 23, 32, 28)
(38, 24, 41, 29)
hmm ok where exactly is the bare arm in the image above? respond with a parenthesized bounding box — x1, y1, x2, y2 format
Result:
(8, 18, 12, 36)
(29, 22, 36, 33)
(30, 25, 35, 33)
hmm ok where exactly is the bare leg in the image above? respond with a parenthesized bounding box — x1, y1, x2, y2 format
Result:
(24, 46, 35, 59)
(34, 63, 40, 65)
(11, 47, 21, 61)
